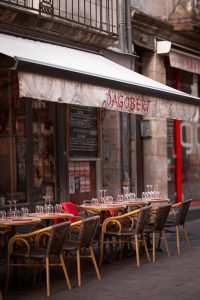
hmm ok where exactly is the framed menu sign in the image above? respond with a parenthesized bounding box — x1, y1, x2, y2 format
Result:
(69, 105, 98, 158)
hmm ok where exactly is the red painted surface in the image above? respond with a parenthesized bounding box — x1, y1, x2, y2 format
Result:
(174, 69, 182, 203)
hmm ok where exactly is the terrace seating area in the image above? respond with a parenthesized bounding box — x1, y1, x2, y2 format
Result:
(0, 199, 192, 297)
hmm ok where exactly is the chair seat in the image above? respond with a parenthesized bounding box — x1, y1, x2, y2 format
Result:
(63, 240, 78, 251)
(165, 220, 176, 227)
(14, 247, 47, 259)
(105, 229, 136, 237)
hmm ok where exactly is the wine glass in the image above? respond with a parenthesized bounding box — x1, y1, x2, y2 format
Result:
(0, 210, 6, 220)
(7, 200, 14, 217)
(47, 196, 53, 214)
(146, 185, 150, 198)
(98, 190, 103, 203)
(55, 204, 62, 213)
(43, 196, 48, 214)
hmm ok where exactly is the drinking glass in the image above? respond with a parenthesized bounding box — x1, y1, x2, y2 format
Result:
(47, 196, 54, 214)
(142, 192, 147, 200)
(21, 207, 29, 217)
(55, 204, 62, 213)
(35, 205, 43, 214)
(7, 201, 14, 217)
(0, 210, 6, 220)
(91, 198, 98, 206)
(43, 196, 48, 214)
(115, 194, 120, 202)
(146, 185, 150, 198)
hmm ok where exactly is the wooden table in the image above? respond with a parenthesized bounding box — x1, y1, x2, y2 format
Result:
(80, 203, 125, 214)
(0, 217, 41, 227)
(29, 212, 74, 226)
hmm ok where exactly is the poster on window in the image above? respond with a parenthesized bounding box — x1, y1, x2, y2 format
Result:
(80, 162, 85, 193)
(84, 162, 90, 192)
(69, 162, 75, 194)
(69, 161, 91, 193)
(74, 162, 80, 193)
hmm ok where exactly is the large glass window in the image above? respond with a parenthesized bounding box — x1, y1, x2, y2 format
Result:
(32, 100, 55, 202)
(0, 71, 27, 205)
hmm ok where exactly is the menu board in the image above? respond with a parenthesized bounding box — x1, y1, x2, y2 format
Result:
(69, 105, 98, 158)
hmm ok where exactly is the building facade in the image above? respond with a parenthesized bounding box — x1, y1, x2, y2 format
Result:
(0, 0, 199, 212)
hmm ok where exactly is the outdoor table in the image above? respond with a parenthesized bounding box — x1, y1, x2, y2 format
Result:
(29, 212, 74, 226)
(80, 203, 125, 222)
(0, 217, 41, 235)
(80, 203, 125, 214)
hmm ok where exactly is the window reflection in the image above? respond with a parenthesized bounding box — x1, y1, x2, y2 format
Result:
(0, 71, 27, 204)
(32, 100, 55, 202)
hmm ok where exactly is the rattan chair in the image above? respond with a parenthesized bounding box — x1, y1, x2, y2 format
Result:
(144, 204, 172, 262)
(165, 199, 192, 255)
(6, 222, 72, 297)
(99, 206, 152, 268)
(63, 215, 101, 287)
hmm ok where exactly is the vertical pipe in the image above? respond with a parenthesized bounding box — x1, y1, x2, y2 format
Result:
(118, 0, 126, 52)
(126, 0, 133, 54)
(174, 68, 182, 203)
(118, 0, 130, 190)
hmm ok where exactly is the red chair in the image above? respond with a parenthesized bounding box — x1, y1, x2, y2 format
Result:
(61, 202, 83, 223)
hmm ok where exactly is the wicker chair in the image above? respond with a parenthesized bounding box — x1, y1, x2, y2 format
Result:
(165, 199, 192, 255)
(144, 204, 172, 262)
(63, 215, 101, 287)
(99, 206, 152, 268)
(6, 222, 72, 297)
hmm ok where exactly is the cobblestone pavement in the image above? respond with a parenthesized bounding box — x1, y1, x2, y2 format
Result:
(1, 219, 200, 300)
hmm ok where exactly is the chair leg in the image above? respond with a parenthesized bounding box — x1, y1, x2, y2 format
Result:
(46, 257, 50, 297)
(182, 225, 190, 252)
(162, 230, 170, 257)
(176, 226, 181, 255)
(77, 249, 81, 287)
(33, 259, 38, 287)
(89, 246, 101, 280)
(60, 254, 72, 290)
(135, 234, 140, 267)
(5, 254, 11, 293)
(99, 237, 104, 267)
(142, 233, 151, 262)
(152, 232, 156, 262)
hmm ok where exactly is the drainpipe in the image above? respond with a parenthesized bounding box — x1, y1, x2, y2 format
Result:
(125, 0, 137, 194)
(118, 0, 130, 191)
(118, 0, 126, 52)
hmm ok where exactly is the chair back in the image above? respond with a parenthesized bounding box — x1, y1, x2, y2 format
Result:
(176, 199, 192, 226)
(77, 216, 100, 248)
(135, 206, 152, 234)
(153, 204, 172, 232)
(61, 202, 79, 223)
(46, 221, 71, 256)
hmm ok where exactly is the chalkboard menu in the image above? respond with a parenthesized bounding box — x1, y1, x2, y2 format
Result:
(69, 105, 98, 158)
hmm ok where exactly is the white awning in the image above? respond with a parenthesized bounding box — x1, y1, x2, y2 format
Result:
(0, 33, 199, 121)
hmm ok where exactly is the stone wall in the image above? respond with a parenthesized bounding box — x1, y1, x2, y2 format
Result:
(142, 52, 168, 198)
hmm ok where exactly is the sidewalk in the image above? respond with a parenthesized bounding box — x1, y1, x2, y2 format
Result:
(3, 219, 200, 300)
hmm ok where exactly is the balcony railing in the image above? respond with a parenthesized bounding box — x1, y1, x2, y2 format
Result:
(1, 0, 118, 36)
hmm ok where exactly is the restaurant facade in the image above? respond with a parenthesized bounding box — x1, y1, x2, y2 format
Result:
(0, 1, 200, 210)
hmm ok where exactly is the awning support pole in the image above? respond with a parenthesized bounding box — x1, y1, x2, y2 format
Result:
(174, 68, 182, 203)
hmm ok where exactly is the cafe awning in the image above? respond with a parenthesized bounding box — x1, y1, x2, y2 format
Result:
(0, 33, 199, 121)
